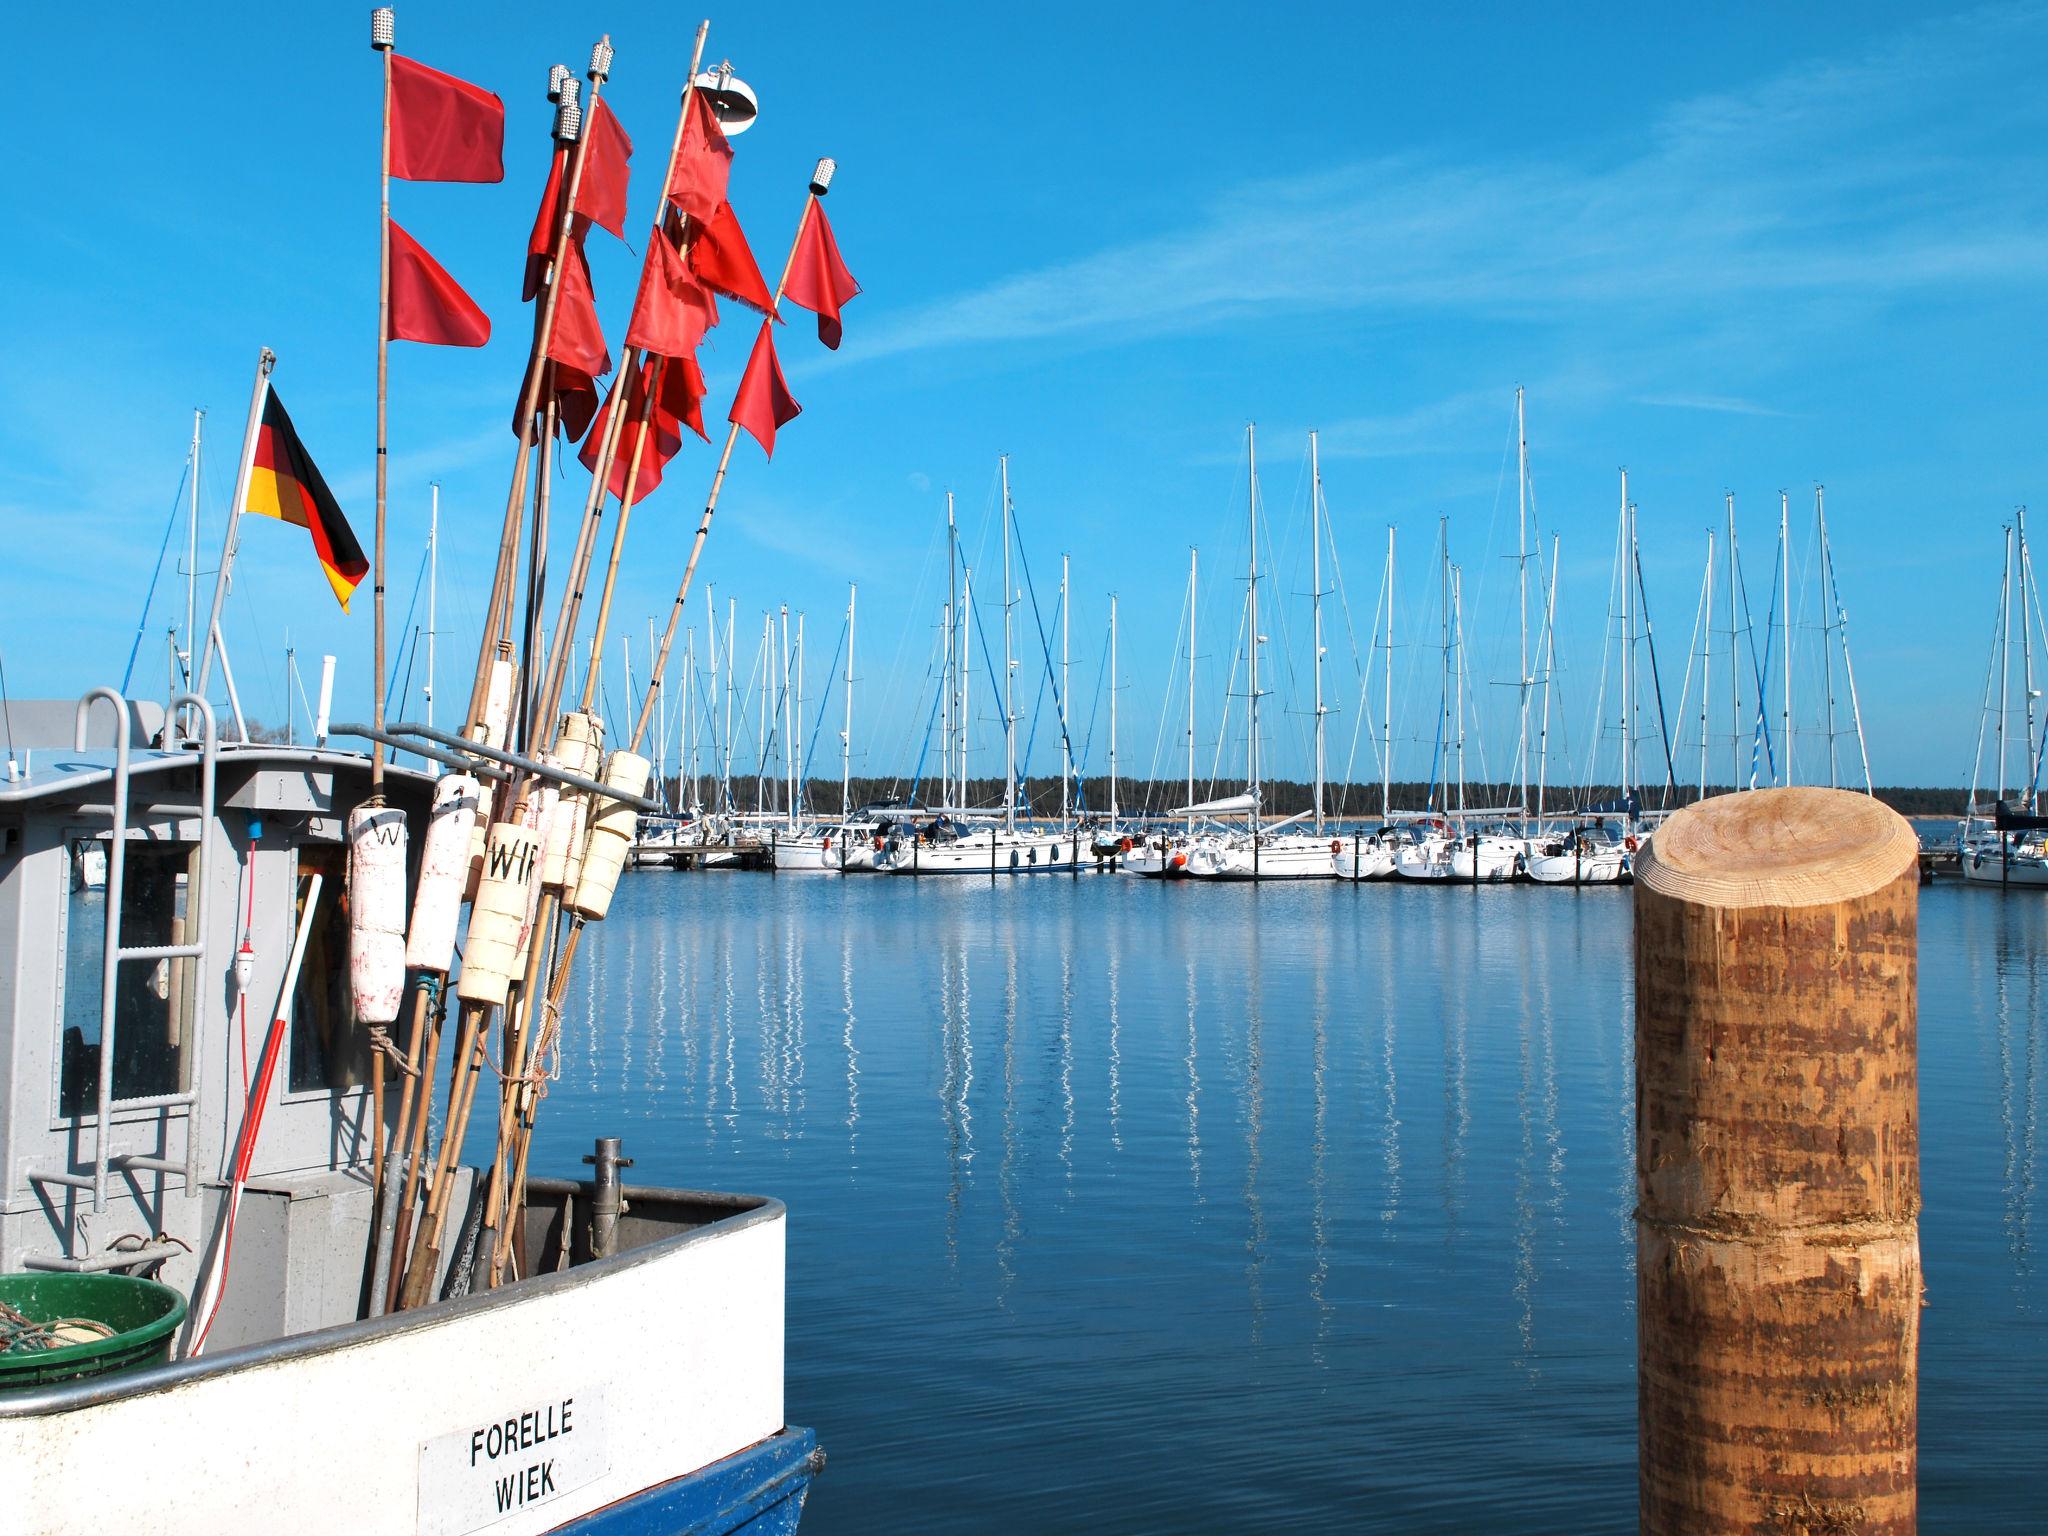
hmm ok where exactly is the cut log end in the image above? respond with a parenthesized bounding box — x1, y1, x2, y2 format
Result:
(1636, 786, 1919, 910)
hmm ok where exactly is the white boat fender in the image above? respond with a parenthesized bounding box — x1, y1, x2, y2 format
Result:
(404, 773, 480, 975)
(544, 713, 603, 891)
(517, 778, 559, 961)
(456, 820, 542, 1007)
(347, 801, 408, 1028)
(569, 750, 650, 921)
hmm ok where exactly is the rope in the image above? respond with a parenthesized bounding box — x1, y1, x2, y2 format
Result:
(0, 1299, 116, 1354)
(366, 1024, 415, 1077)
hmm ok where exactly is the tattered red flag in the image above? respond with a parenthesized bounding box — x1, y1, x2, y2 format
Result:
(389, 55, 505, 183)
(579, 99, 634, 241)
(386, 220, 491, 346)
(577, 355, 708, 506)
(512, 240, 610, 443)
(522, 146, 571, 302)
(625, 213, 719, 359)
(688, 201, 775, 317)
(728, 321, 800, 458)
(783, 201, 861, 350)
(666, 90, 732, 226)
(659, 352, 709, 443)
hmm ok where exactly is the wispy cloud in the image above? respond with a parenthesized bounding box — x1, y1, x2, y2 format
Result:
(1634, 393, 1791, 418)
(827, 5, 2047, 374)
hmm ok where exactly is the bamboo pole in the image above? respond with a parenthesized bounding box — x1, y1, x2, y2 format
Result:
(1635, 786, 1920, 1535)
(462, 41, 615, 740)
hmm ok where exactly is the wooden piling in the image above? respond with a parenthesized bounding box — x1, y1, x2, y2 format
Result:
(1634, 786, 1921, 1535)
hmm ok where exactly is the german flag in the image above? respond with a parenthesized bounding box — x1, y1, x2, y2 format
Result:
(247, 389, 367, 610)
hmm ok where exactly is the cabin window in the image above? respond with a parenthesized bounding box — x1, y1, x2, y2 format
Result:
(288, 844, 370, 1093)
(60, 838, 197, 1116)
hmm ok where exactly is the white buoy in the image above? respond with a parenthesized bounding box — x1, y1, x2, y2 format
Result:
(479, 656, 515, 750)
(569, 750, 649, 921)
(542, 712, 603, 891)
(404, 774, 479, 975)
(346, 802, 408, 1025)
(456, 821, 541, 1007)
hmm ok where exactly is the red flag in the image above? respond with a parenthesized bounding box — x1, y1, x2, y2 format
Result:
(389, 55, 505, 183)
(728, 321, 800, 458)
(386, 220, 490, 347)
(626, 214, 720, 357)
(666, 90, 732, 225)
(580, 99, 634, 241)
(546, 242, 611, 382)
(689, 201, 775, 317)
(659, 353, 709, 443)
(523, 147, 569, 302)
(784, 201, 862, 350)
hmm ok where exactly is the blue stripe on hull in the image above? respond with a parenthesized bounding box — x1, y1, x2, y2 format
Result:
(555, 1427, 819, 1535)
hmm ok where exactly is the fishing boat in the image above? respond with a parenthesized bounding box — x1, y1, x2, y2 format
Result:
(0, 14, 875, 1528)
(0, 696, 818, 1532)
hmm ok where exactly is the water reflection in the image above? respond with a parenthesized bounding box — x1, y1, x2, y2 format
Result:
(540, 876, 2047, 1535)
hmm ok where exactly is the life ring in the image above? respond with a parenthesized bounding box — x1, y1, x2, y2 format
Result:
(1119, 836, 1132, 853)
(873, 833, 886, 850)
(1625, 836, 1639, 852)
(1170, 852, 1187, 869)
(822, 835, 832, 852)
(1330, 839, 1342, 854)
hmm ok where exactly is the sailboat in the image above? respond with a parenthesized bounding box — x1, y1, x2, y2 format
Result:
(1182, 426, 1338, 881)
(877, 463, 1084, 875)
(1961, 509, 2048, 886)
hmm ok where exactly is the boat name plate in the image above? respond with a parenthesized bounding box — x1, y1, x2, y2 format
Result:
(416, 1383, 609, 1535)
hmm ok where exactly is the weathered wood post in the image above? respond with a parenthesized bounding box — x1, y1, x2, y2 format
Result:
(1635, 786, 1921, 1535)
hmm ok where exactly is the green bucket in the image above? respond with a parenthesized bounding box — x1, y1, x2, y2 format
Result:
(0, 1273, 187, 1392)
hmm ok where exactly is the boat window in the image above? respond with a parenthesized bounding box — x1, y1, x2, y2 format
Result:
(290, 844, 371, 1093)
(60, 838, 197, 1116)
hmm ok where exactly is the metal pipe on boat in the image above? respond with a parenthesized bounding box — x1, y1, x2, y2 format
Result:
(584, 1137, 632, 1259)
(1634, 787, 1920, 1534)
(339, 717, 657, 811)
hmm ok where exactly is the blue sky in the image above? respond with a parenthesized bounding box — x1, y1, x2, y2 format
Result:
(7, 2, 2045, 791)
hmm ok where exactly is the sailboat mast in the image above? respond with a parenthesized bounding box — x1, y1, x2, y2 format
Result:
(1699, 529, 1715, 798)
(425, 483, 439, 749)
(1453, 564, 1466, 815)
(1726, 493, 1738, 793)
(1001, 456, 1015, 834)
(962, 565, 973, 809)
(1438, 518, 1451, 815)
(723, 597, 736, 815)
(1780, 489, 1793, 788)
(1187, 547, 1198, 832)
(946, 492, 958, 809)
(184, 408, 203, 690)
(1246, 424, 1261, 825)
(1516, 386, 1530, 814)
(1060, 553, 1071, 826)
(1536, 532, 1559, 821)
(1311, 429, 1326, 835)
(1999, 524, 2013, 805)
(843, 584, 856, 826)
(1815, 488, 1838, 789)
(1383, 526, 1395, 822)
(1820, 491, 1875, 796)
(1110, 593, 1120, 828)
(2021, 507, 2037, 802)
(1619, 471, 1632, 805)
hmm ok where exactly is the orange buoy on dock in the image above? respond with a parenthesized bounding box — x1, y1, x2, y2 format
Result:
(1634, 787, 1921, 1536)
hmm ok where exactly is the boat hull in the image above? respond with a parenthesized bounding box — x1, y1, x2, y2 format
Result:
(0, 1184, 803, 1536)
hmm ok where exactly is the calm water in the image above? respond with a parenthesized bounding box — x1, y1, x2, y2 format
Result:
(524, 873, 2047, 1533)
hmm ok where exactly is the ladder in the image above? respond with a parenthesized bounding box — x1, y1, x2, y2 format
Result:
(30, 689, 218, 1261)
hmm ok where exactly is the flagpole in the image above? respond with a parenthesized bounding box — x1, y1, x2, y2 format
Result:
(371, 8, 395, 789)
(462, 38, 615, 743)
(195, 348, 276, 704)
(630, 159, 835, 754)
(530, 21, 710, 743)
